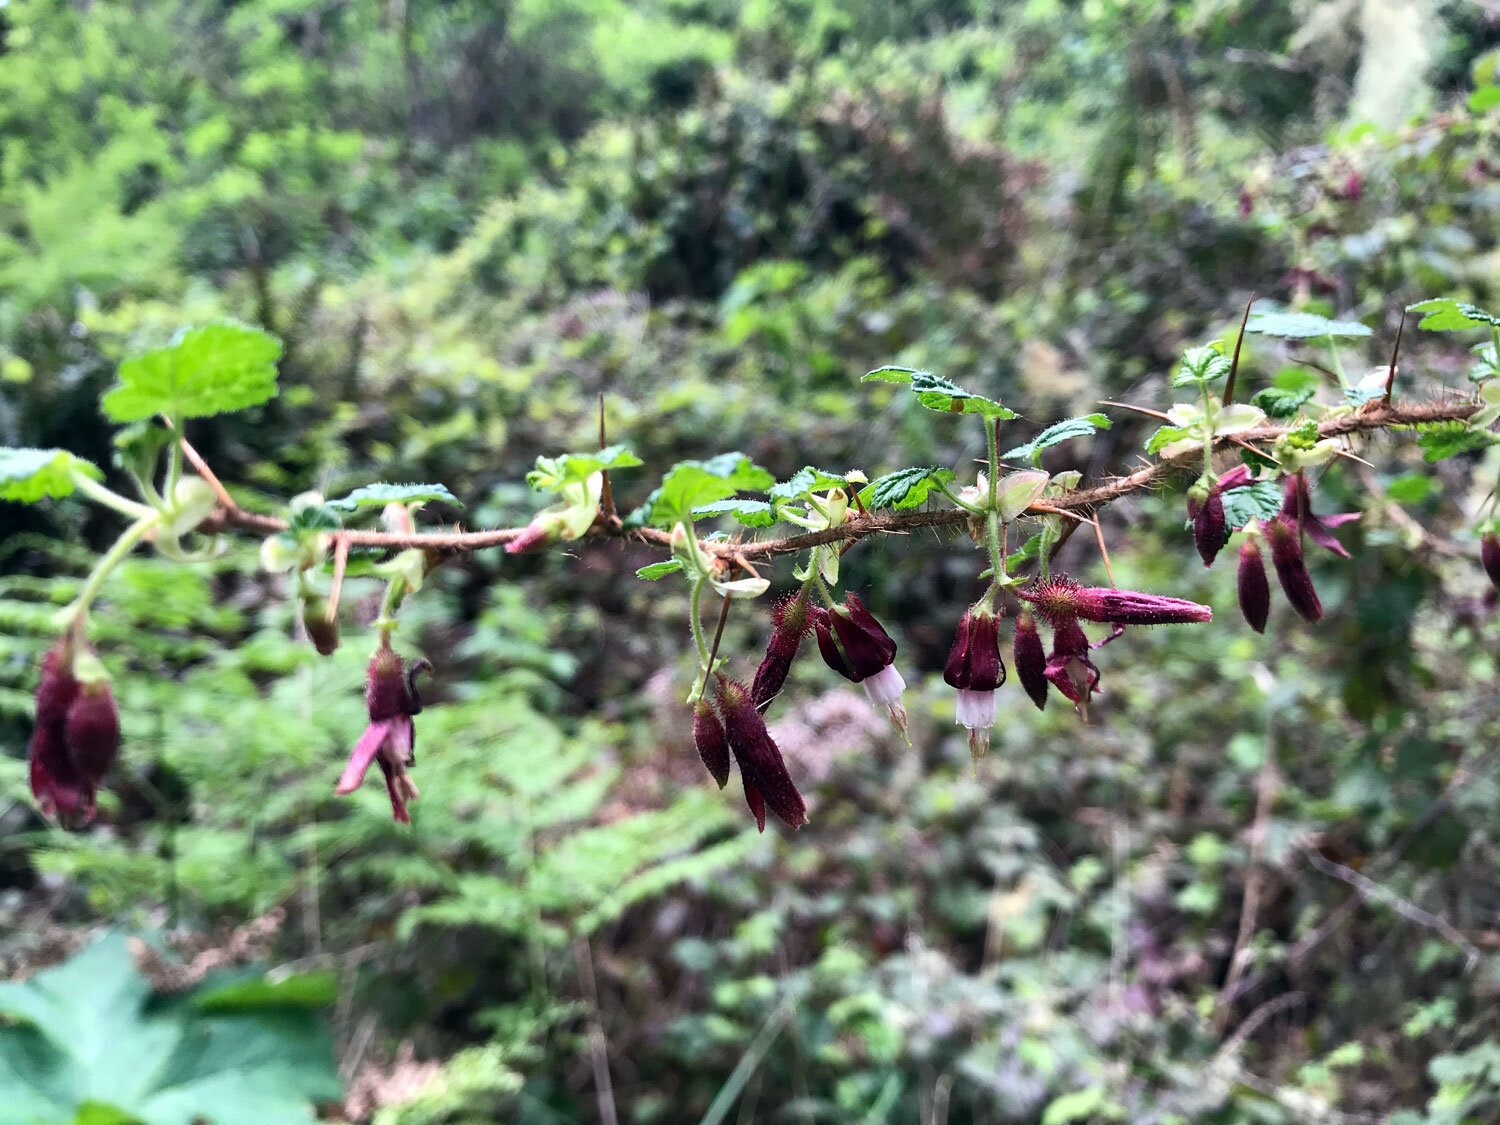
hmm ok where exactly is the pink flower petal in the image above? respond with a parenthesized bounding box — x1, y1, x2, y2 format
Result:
(336, 720, 394, 794)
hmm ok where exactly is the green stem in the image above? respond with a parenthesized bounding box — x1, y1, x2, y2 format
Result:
(1327, 340, 1349, 392)
(1199, 383, 1217, 483)
(60, 512, 162, 625)
(936, 481, 984, 516)
(689, 574, 709, 664)
(985, 417, 1000, 511)
(70, 471, 155, 521)
(985, 511, 1004, 580)
(165, 420, 184, 496)
(809, 567, 838, 609)
(374, 576, 408, 637)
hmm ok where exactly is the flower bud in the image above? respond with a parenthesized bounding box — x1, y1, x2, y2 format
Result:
(1266, 516, 1322, 623)
(301, 595, 341, 656)
(1019, 574, 1210, 626)
(1237, 535, 1270, 634)
(751, 589, 812, 711)
(1012, 610, 1049, 711)
(1482, 532, 1500, 594)
(813, 593, 907, 735)
(66, 679, 119, 781)
(1194, 489, 1227, 568)
(692, 697, 731, 789)
(715, 676, 807, 831)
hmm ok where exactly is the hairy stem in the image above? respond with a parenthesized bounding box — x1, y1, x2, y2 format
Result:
(60, 512, 162, 625)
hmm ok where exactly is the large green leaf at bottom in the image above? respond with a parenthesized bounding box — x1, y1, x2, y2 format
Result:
(0, 933, 341, 1125)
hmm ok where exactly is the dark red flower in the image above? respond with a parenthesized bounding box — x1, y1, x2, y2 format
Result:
(944, 605, 1005, 758)
(1020, 574, 1211, 627)
(692, 697, 731, 788)
(1193, 489, 1227, 568)
(813, 593, 907, 734)
(28, 639, 119, 828)
(1237, 535, 1270, 634)
(752, 588, 812, 712)
(337, 647, 430, 823)
(1282, 472, 1358, 559)
(1266, 516, 1323, 623)
(1481, 532, 1500, 594)
(1044, 619, 1100, 716)
(1012, 610, 1049, 712)
(715, 676, 806, 831)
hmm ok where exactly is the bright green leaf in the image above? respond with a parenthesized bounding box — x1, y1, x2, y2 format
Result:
(0, 448, 102, 503)
(629, 453, 775, 529)
(1002, 414, 1111, 464)
(767, 467, 850, 503)
(102, 322, 283, 422)
(863, 366, 1017, 419)
(1144, 425, 1196, 455)
(1171, 344, 1231, 388)
(693, 499, 776, 527)
(1221, 479, 1281, 530)
(526, 445, 643, 491)
(1470, 85, 1500, 112)
(636, 560, 683, 580)
(1250, 387, 1314, 419)
(326, 483, 460, 512)
(1247, 310, 1372, 339)
(1406, 298, 1500, 331)
(857, 466, 957, 510)
(1416, 421, 1495, 461)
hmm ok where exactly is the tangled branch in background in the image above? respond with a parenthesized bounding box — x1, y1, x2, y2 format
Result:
(6, 300, 1500, 830)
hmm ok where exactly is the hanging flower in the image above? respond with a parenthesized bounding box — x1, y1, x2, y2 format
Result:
(336, 648, 431, 823)
(1481, 532, 1500, 594)
(692, 697, 731, 789)
(1237, 532, 1270, 634)
(944, 605, 1005, 759)
(1282, 471, 1359, 558)
(1012, 610, 1049, 711)
(812, 593, 907, 735)
(1265, 516, 1323, 623)
(1019, 574, 1211, 627)
(715, 676, 806, 832)
(28, 637, 119, 828)
(751, 588, 812, 712)
(1044, 618, 1101, 716)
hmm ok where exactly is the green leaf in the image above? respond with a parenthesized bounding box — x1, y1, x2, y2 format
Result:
(693, 499, 776, 527)
(1001, 414, 1111, 464)
(1144, 425, 1195, 455)
(526, 445, 643, 491)
(190, 971, 337, 1013)
(102, 322, 283, 422)
(857, 466, 957, 510)
(862, 366, 1017, 419)
(767, 467, 850, 503)
(1005, 533, 1045, 572)
(1471, 85, 1500, 112)
(1221, 479, 1281, 530)
(629, 453, 775, 529)
(1407, 298, 1500, 332)
(325, 483, 460, 512)
(0, 933, 340, 1125)
(0, 448, 102, 503)
(1416, 421, 1495, 462)
(1247, 310, 1372, 339)
(1250, 387, 1314, 419)
(636, 560, 684, 580)
(1170, 345, 1231, 388)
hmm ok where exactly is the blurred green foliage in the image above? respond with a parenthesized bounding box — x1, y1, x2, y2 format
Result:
(6, 0, 1500, 1122)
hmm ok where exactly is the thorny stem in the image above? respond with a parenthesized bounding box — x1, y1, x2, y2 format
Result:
(60, 512, 163, 625)
(191, 400, 1474, 564)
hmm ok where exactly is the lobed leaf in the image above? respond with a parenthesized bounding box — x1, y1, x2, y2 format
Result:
(526, 445, 643, 491)
(693, 499, 777, 527)
(0, 447, 102, 503)
(1170, 345, 1231, 388)
(858, 465, 957, 510)
(1220, 479, 1281, 530)
(326, 482, 460, 512)
(102, 322, 283, 422)
(767, 466, 850, 503)
(1407, 298, 1500, 332)
(863, 366, 1017, 419)
(1002, 414, 1111, 464)
(1250, 387, 1314, 419)
(1416, 421, 1495, 462)
(1247, 310, 1372, 339)
(628, 453, 774, 529)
